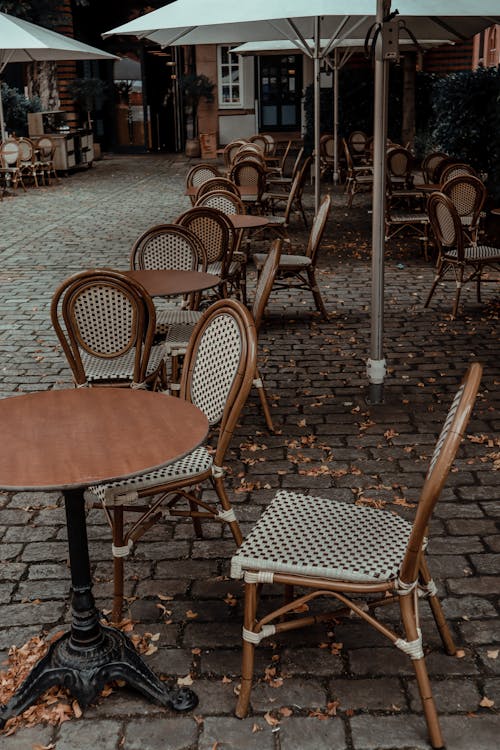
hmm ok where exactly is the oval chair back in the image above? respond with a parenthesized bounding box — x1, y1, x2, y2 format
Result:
(130, 224, 207, 272)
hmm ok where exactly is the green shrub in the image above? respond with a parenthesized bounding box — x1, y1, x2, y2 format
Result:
(1, 83, 41, 135)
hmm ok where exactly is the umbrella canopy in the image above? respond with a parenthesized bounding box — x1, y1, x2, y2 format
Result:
(0, 11, 117, 140)
(104, 1, 500, 402)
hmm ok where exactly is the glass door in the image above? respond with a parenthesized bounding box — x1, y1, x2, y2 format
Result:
(259, 55, 302, 131)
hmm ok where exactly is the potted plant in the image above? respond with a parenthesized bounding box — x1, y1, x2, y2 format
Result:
(67, 77, 108, 131)
(179, 73, 214, 157)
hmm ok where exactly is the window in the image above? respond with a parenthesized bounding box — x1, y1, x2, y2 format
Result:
(217, 45, 243, 107)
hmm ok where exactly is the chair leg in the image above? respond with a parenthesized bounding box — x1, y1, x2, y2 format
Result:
(235, 580, 258, 718)
(189, 492, 204, 538)
(420, 558, 456, 656)
(451, 268, 464, 319)
(253, 366, 275, 432)
(213, 475, 243, 546)
(307, 268, 328, 319)
(424, 264, 443, 309)
(400, 594, 444, 749)
(111, 506, 126, 623)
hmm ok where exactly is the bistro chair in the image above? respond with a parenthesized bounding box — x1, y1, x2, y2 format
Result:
(343, 138, 373, 208)
(441, 174, 486, 245)
(35, 135, 58, 183)
(387, 146, 415, 190)
(229, 159, 267, 214)
(253, 193, 331, 318)
(18, 137, 43, 187)
(0, 138, 27, 194)
(129, 223, 207, 336)
(347, 129, 370, 164)
(266, 145, 303, 188)
(425, 191, 500, 318)
(51, 269, 167, 390)
(439, 162, 478, 184)
(419, 151, 449, 184)
(319, 134, 336, 180)
(195, 176, 240, 201)
(385, 177, 430, 259)
(185, 162, 221, 204)
(231, 362, 483, 750)
(85, 298, 257, 622)
(223, 139, 248, 173)
(262, 155, 313, 234)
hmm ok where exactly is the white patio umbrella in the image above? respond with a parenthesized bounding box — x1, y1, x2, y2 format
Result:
(104, 1, 500, 403)
(0, 11, 117, 140)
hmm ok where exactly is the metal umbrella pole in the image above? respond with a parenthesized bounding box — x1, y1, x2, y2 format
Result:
(313, 16, 321, 213)
(367, 0, 390, 404)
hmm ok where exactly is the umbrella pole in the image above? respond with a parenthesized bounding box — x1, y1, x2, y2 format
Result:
(333, 49, 339, 184)
(0, 84, 5, 142)
(313, 16, 321, 214)
(367, 0, 389, 404)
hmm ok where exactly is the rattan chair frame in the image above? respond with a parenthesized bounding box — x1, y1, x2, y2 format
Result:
(195, 177, 240, 201)
(439, 162, 477, 184)
(17, 137, 43, 187)
(343, 138, 373, 208)
(185, 162, 221, 204)
(421, 151, 448, 184)
(35, 136, 58, 183)
(262, 155, 312, 236)
(223, 140, 249, 172)
(441, 174, 486, 245)
(254, 194, 331, 318)
(85, 298, 257, 621)
(51, 269, 166, 390)
(231, 362, 483, 750)
(0, 138, 27, 193)
(229, 160, 267, 214)
(425, 191, 500, 318)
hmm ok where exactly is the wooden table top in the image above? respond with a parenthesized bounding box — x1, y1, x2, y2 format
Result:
(490, 207, 500, 216)
(0, 389, 208, 491)
(185, 184, 259, 198)
(413, 182, 441, 193)
(228, 214, 270, 230)
(125, 269, 220, 297)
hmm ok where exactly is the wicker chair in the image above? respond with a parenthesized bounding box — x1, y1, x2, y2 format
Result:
(35, 135, 58, 183)
(385, 176, 430, 259)
(262, 155, 312, 235)
(347, 129, 370, 163)
(129, 223, 207, 336)
(0, 138, 27, 194)
(319, 134, 336, 180)
(440, 162, 478, 184)
(229, 159, 267, 213)
(185, 162, 221, 205)
(222, 140, 248, 173)
(253, 193, 331, 318)
(195, 176, 240, 201)
(387, 146, 415, 190)
(343, 138, 373, 208)
(51, 269, 167, 390)
(85, 298, 257, 621)
(266, 145, 303, 188)
(420, 151, 449, 184)
(425, 191, 500, 318)
(441, 174, 486, 244)
(18, 137, 43, 188)
(231, 362, 483, 750)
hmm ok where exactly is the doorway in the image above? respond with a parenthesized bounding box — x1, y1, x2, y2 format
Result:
(258, 55, 302, 131)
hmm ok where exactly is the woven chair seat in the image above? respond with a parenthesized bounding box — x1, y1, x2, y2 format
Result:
(390, 212, 428, 223)
(207, 260, 240, 276)
(163, 323, 194, 355)
(86, 445, 213, 505)
(231, 490, 414, 583)
(253, 252, 311, 270)
(156, 308, 203, 335)
(445, 244, 500, 261)
(82, 344, 165, 383)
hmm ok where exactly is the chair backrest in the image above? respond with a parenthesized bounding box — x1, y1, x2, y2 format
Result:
(348, 130, 368, 155)
(130, 224, 207, 272)
(197, 189, 246, 216)
(176, 205, 233, 266)
(289, 146, 304, 180)
(51, 269, 156, 388)
(434, 157, 460, 184)
(223, 139, 248, 169)
(180, 299, 257, 463)
(17, 137, 35, 163)
(262, 134, 276, 156)
(251, 240, 282, 332)
(195, 177, 240, 201)
(440, 162, 478, 184)
(441, 175, 486, 229)
(282, 155, 312, 223)
(1, 138, 20, 167)
(421, 151, 448, 183)
(427, 191, 466, 262)
(387, 146, 413, 179)
(306, 194, 331, 264)
(233, 149, 266, 168)
(36, 136, 56, 161)
(320, 134, 335, 160)
(248, 134, 269, 153)
(186, 163, 220, 191)
(230, 160, 267, 199)
(400, 362, 482, 584)
(342, 138, 354, 172)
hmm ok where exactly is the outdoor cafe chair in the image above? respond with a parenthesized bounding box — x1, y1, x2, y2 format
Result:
(0, 138, 27, 194)
(420, 151, 449, 184)
(230, 362, 483, 750)
(425, 191, 500, 318)
(261, 155, 313, 236)
(35, 135, 58, 184)
(222, 139, 249, 172)
(129, 223, 208, 335)
(253, 193, 331, 318)
(84, 298, 257, 622)
(266, 145, 304, 188)
(18, 137, 43, 188)
(319, 133, 336, 180)
(229, 159, 267, 213)
(195, 176, 240, 201)
(385, 176, 430, 259)
(441, 174, 486, 245)
(387, 145, 415, 190)
(347, 129, 370, 164)
(51, 268, 167, 390)
(439, 162, 478, 184)
(185, 162, 221, 205)
(343, 138, 373, 208)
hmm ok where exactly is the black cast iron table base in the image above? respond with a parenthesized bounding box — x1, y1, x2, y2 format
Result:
(0, 489, 198, 729)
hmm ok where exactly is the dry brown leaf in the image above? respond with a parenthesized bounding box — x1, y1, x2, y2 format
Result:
(252, 722, 263, 732)
(177, 674, 194, 687)
(487, 649, 499, 659)
(279, 706, 293, 717)
(455, 649, 466, 659)
(221, 676, 232, 684)
(479, 696, 494, 708)
(264, 711, 280, 727)
(185, 610, 198, 619)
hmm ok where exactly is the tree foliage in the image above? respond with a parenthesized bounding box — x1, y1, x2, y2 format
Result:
(1, 82, 41, 135)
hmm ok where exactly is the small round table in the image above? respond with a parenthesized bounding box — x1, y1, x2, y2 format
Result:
(0, 388, 208, 727)
(124, 269, 220, 297)
(228, 214, 270, 230)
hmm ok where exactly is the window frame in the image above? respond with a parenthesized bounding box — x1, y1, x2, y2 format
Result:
(217, 44, 244, 109)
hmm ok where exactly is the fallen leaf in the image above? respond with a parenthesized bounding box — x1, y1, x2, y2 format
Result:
(487, 649, 499, 659)
(479, 696, 494, 708)
(252, 722, 263, 732)
(279, 707, 293, 717)
(264, 711, 280, 727)
(177, 674, 194, 687)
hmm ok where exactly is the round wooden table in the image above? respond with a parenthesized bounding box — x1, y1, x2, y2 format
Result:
(0, 388, 208, 727)
(124, 269, 220, 297)
(228, 214, 270, 230)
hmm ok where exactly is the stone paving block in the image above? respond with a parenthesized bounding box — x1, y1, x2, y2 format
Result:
(280, 647, 344, 677)
(330, 677, 407, 711)
(123, 716, 199, 749)
(349, 714, 430, 748)
(0, 725, 54, 749)
(407, 677, 481, 713)
(199, 717, 275, 749)
(438, 715, 500, 750)
(55, 718, 122, 749)
(250, 677, 326, 713)
(276, 716, 347, 749)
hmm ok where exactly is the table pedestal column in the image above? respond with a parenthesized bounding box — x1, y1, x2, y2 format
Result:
(0, 489, 197, 728)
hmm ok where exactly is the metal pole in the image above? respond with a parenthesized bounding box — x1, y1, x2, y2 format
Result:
(313, 16, 321, 213)
(367, 0, 389, 404)
(333, 48, 339, 184)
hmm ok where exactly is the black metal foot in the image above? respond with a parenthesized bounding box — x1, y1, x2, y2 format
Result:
(0, 626, 197, 730)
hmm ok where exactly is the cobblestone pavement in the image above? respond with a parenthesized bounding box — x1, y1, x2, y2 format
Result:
(0, 154, 498, 749)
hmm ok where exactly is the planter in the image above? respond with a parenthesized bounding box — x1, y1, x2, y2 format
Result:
(185, 137, 201, 158)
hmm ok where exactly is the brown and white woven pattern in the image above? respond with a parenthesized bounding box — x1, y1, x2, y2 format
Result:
(72, 284, 136, 356)
(200, 193, 239, 214)
(82, 344, 164, 382)
(426, 383, 465, 478)
(138, 233, 198, 271)
(190, 312, 242, 424)
(309, 197, 330, 256)
(87, 445, 213, 505)
(179, 214, 227, 264)
(253, 252, 310, 270)
(434, 201, 456, 246)
(445, 245, 500, 261)
(231, 490, 413, 583)
(191, 166, 219, 187)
